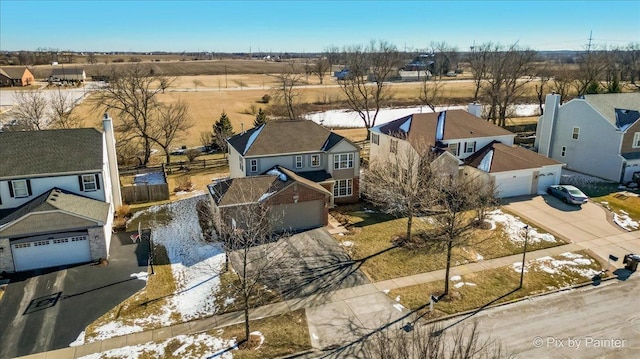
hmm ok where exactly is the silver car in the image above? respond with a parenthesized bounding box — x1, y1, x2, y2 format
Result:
(547, 185, 589, 205)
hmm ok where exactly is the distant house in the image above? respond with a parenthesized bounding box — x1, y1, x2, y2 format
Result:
(226, 120, 360, 205)
(536, 93, 640, 183)
(50, 67, 86, 83)
(0, 115, 122, 273)
(208, 166, 331, 233)
(370, 109, 564, 198)
(0, 67, 34, 87)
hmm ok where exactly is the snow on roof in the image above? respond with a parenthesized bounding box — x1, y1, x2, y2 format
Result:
(266, 168, 287, 181)
(258, 191, 276, 202)
(243, 124, 264, 155)
(478, 149, 494, 172)
(399, 116, 412, 133)
(435, 111, 446, 141)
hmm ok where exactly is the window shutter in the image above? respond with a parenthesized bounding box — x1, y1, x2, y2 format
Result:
(8, 181, 14, 197)
(78, 175, 84, 191)
(95, 174, 101, 190)
(26, 179, 32, 196)
(473, 142, 476, 152)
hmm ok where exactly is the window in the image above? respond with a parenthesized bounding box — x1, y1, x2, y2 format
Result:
(239, 156, 244, 171)
(333, 179, 353, 197)
(561, 146, 567, 157)
(80, 174, 98, 191)
(311, 154, 320, 167)
(464, 141, 476, 154)
(250, 159, 258, 173)
(448, 143, 458, 156)
(371, 133, 379, 145)
(633, 132, 640, 148)
(572, 127, 580, 140)
(10, 179, 31, 198)
(334, 153, 354, 169)
(390, 140, 397, 154)
(295, 155, 303, 169)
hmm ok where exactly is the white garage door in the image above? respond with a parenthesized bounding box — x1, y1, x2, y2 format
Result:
(11, 234, 91, 271)
(272, 200, 324, 231)
(495, 175, 532, 198)
(537, 172, 558, 194)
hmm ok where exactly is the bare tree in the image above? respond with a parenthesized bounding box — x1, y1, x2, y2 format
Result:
(362, 322, 507, 359)
(430, 41, 459, 78)
(621, 42, 640, 85)
(339, 40, 402, 138)
(148, 100, 192, 164)
(324, 45, 342, 74)
(419, 77, 446, 112)
(468, 43, 493, 101)
(10, 90, 48, 130)
(313, 57, 330, 84)
(217, 198, 288, 342)
(273, 61, 302, 120)
(192, 79, 204, 92)
(48, 88, 82, 129)
(574, 46, 609, 95)
(482, 43, 537, 127)
(364, 139, 439, 243)
(86, 52, 97, 64)
(431, 175, 496, 297)
(534, 67, 551, 115)
(92, 64, 177, 166)
(551, 65, 575, 104)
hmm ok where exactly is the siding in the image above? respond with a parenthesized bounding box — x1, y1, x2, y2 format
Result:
(620, 120, 640, 154)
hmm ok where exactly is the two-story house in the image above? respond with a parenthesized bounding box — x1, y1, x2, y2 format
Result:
(227, 120, 360, 205)
(370, 109, 564, 198)
(0, 115, 122, 272)
(536, 93, 640, 183)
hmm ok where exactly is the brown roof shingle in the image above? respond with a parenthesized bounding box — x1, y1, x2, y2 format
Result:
(465, 141, 563, 173)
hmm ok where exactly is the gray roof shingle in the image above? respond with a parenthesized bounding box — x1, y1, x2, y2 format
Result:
(583, 93, 640, 129)
(0, 128, 104, 179)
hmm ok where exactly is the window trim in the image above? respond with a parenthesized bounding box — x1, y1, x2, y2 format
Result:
(572, 127, 580, 140)
(81, 174, 98, 192)
(295, 155, 303, 169)
(633, 132, 640, 148)
(333, 179, 353, 198)
(449, 142, 459, 156)
(10, 179, 31, 198)
(464, 141, 476, 154)
(371, 133, 379, 145)
(334, 153, 354, 170)
(250, 159, 258, 173)
(311, 154, 320, 167)
(390, 140, 397, 154)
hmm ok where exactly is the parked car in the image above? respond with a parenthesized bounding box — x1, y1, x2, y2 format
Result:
(547, 185, 589, 205)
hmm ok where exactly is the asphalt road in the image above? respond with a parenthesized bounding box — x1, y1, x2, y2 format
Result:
(437, 276, 640, 358)
(0, 232, 148, 358)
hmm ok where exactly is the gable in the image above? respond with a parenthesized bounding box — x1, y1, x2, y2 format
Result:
(0, 211, 102, 238)
(326, 138, 359, 153)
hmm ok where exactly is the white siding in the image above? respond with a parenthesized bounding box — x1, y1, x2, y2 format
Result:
(228, 146, 245, 178)
(0, 174, 107, 210)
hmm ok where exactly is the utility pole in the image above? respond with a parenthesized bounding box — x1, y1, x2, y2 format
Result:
(587, 30, 594, 53)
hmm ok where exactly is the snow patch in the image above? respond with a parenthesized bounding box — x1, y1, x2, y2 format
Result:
(393, 303, 405, 312)
(613, 212, 639, 231)
(450, 275, 461, 281)
(69, 331, 85, 347)
(258, 191, 276, 202)
(224, 297, 235, 306)
(511, 252, 600, 279)
(382, 289, 390, 294)
(478, 149, 494, 172)
(395, 295, 401, 302)
(486, 209, 556, 244)
(267, 168, 287, 181)
(454, 282, 477, 289)
(78, 332, 234, 359)
(130, 271, 149, 282)
(340, 241, 354, 247)
(476, 253, 484, 261)
(251, 331, 265, 350)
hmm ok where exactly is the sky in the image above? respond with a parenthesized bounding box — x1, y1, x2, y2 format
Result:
(1, 1, 638, 53)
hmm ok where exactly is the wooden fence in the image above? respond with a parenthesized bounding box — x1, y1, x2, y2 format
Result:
(121, 183, 170, 204)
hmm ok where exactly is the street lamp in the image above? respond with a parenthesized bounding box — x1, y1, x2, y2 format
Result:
(519, 225, 529, 289)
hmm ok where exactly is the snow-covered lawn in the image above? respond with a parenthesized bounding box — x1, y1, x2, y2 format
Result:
(512, 252, 600, 279)
(82, 195, 226, 344)
(306, 104, 540, 128)
(486, 209, 556, 244)
(79, 332, 235, 359)
(613, 210, 640, 231)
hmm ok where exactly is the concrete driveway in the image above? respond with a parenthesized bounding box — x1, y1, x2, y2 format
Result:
(0, 232, 148, 358)
(503, 195, 640, 270)
(502, 195, 624, 243)
(230, 228, 369, 300)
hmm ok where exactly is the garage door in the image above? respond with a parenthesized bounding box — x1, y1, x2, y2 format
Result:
(495, 175, 532, 198)
(537, 172, 558, 194)
(12, 234, 91, 271)
(272, 200, 324, 231)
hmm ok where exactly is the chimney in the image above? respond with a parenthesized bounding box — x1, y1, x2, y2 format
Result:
(536, 94, 561, 156)
(103, 113, 122, 208)
(468, 102, 482, 118)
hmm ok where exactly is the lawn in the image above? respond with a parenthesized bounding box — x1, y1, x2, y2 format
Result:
(390, 250, 604, 319)
(592, 192, 640, 231)
(331, 204, 563, 282)
(213, 270, 282, 314)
